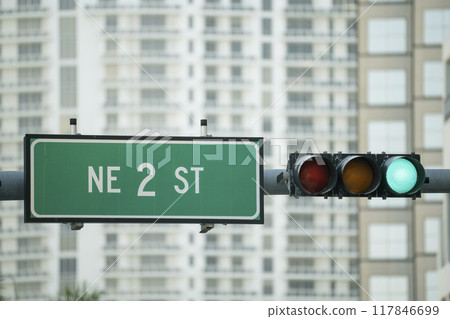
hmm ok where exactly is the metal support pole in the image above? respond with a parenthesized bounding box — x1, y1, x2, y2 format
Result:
(68, 118, 84, 231)
(0, 171, 24, 200)
(199, 119, 214, 234)
(263, 169, 289, 195)
(422, 169, 450, 193)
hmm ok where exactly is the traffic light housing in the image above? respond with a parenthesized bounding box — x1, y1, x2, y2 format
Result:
(288, 153, 426, 199)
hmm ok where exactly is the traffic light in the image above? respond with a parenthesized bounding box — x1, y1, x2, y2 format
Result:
(288, 153, 426, 199)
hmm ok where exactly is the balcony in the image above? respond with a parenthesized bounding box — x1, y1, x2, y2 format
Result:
(0, 5, 49, 17)
(286, 79, 357, 92)
(0, 104, 47, 117)
(0, 55, 48, 67)
(0, 225, 48, 239)
(85, 2, 181, 13)
(285, 223, 358, 235)
(285, 54, 357, 67)
(0, 81, 49, 94)
(204, 102, 254, 114)
(286, 244, 358, 257)
(104, 289, 181, 300)
(286, 267, 359, 277)
(0, 247, 50, 261)
(285, 103, 357, 116)
(285, 128, 357, 141)
(203, 289, 257, 298)
(203, 52, 254, 62)
(285, 29, 356, 41)
(203, 3, 255, 12)
(0, 31, 49, 44)
(203, 28, 251, 38)
(284, 3, 357, 17)
(103, 243, 180, 254)
(4, 271, 49, 283)
(204, 244, 256, 252)
(103, 267, 180, 278)
(286, 289, 358, 300)
(103, 27, 179, 39)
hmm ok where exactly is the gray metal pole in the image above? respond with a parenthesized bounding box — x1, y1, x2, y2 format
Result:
(422, 169, 450, 193)
(263, 169, 289, 195)
(0, 171, 24, 200)
(0, 168, 449, 201)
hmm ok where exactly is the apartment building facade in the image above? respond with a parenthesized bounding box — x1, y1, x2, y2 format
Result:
(358, 0, 449, 301)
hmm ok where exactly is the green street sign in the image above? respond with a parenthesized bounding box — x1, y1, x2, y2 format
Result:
(24, 134, 264, 224)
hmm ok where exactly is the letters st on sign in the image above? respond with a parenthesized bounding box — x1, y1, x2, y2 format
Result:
(24, 134, 264, 224)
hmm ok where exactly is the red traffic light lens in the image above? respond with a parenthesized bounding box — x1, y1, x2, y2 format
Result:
(299, 161, 331, 194)
(342, 157, 374, 194)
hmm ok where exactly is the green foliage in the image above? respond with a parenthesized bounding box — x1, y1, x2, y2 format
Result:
(0, 274, 6, 301)
(59, 282, 103, 301)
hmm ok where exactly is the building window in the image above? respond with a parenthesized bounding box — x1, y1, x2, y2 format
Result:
(60, 17, 76, 59)
(262, 67, 272, 84)
(288, 280, 314, 295)
(231, 41, 242, 57)
(426, 271, 438, 300)
(263, 280, 273, 295)
(60, 225, 77, 251)
(424, 218, 439, 254)
(368, 120, 406, 153)
(141, 89, 166, 104)
(60, 258, 76, 278)
(60, 67, 77, 108)
(262, 0, 271, 11)
(263, 117, 272, 132)
(424, 9, 450, 45)
(262, 43, 271, 59)
(369, 223, 408, 259)
(19, 117, 42, 131)
(287, 43, 313, 58)
(18, 18, 41, 34)
(262, 18, 271, 35)
(369, 275, 409, 300)
(423, 113, 443, 149)
(60, 0, 75, 10)
(141, 39, 165, 55)
(423, 61, 443, 98)
(263, 235, 272, 250)
(18, 43, 41, 59)
(141, 15, 165, 30)
(368, 18, 406, 54)
(18, 68, 41, 83)
(367, 70, 406, 106)
(263, 258, 273, 273)
(105, 233, 117, 249)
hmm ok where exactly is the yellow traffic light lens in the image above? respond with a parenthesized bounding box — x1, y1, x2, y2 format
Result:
(342, 157, 374, 194)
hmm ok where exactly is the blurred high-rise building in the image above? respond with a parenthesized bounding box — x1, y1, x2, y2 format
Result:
(358, 0, 449, 301)
(439, 35, 450, 301)
(0, 0, 360, 300)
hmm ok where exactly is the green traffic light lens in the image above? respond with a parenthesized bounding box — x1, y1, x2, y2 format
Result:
(386, 158, 418, 194)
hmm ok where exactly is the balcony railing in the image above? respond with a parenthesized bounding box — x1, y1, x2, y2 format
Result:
(285, 53, 357, 62)
(0, 5, 48, 14)
(284, 2, 357, 14)
(285, 29, 356, 38)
